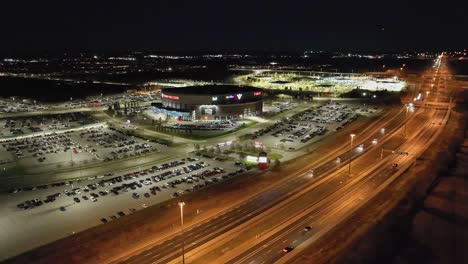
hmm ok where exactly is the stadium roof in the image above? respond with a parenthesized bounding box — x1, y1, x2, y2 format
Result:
(162, 85, 262, 95)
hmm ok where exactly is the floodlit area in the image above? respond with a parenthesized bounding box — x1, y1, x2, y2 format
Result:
(0, 92, 159, 114)
(0, 124, 165, 173)
(0, 112, 95, 138)
(0, 154, 253, 260)
(233, 71, 406, 94)
(249, 102, 380, 150)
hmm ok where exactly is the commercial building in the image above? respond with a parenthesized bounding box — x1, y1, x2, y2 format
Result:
(152, 85, 263, 120)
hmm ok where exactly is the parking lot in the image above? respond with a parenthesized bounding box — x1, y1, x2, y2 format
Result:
(0, 125, 164, 168)
(252, 102, 379, 150)
(0, 99, 51, 113)
(0, 91, 158, 115)
(262, 101, 298, 116)
(163, 120, 241, 132)
(0, 112, 96, 138)
(0, 153, 253, 260)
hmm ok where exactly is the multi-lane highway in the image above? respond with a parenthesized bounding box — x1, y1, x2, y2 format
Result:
(241, 57, 452, 264)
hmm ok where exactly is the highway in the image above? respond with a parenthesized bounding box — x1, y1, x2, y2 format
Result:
(229, 57, 452, 264)
(231, 108, 447, 264)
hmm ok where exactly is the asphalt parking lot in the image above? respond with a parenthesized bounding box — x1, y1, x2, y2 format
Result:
(0, 124, 164, 168)
(163, 120, 240, 132)
(0, 92, 158, 115)
(0, 112, 95, 138)
(0, 154, 253, 261)
(0, 99, 51, 113)
(252, 102, 379, 150)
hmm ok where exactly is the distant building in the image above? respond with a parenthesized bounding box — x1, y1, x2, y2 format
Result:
(152, 85, 263, 120)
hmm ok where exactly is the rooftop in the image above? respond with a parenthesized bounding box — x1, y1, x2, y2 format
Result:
(162, 85, 262, 95)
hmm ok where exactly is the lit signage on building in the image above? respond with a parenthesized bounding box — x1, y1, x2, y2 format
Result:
(162, 94, 179, 100)
(212, 96, 218, 101)
(226, 93, 243, 100)
(246, 156, 258, 163)
(254, 91, 262, 96)
(200, 105, 217, 116)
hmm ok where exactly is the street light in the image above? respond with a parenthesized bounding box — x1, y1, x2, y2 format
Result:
(404, 105, 409, 138)
(349, 134, 355, 175)
(178, 202, 186, 264)
(425, 91, 430, 111)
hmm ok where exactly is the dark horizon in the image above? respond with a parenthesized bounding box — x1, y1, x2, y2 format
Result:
(2, 0, 467, 54)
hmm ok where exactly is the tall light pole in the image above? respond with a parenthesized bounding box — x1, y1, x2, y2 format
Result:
(404, 105, 409, 138)
(425, 91, 430, 111)
(178, 202, 186, 264)
(349, 134, 355, 175)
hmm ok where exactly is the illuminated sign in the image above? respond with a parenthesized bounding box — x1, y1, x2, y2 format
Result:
(162, 94, 179, 100)
(212, 96, 218, 101)
(246, 156, 258, 163)
(246, 156, 268, 164)
(226, 93, 243, 100)
(200, 105, 217, 116)
(254, 91, 262, 96)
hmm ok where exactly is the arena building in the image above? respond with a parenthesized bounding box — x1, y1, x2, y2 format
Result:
(151, 85, 263, 120)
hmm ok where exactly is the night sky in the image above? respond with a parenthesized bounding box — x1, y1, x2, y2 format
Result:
(1, 0, 467, 52)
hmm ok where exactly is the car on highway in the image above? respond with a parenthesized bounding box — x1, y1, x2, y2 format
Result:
(141, 204, 148, 208)
(304, 226, 313, 232)
(282, 246, 294, 253)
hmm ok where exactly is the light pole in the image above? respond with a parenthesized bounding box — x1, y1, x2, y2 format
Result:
(404, 105, 409, 138)
(178, 202, 186, 264)
(425, 91, 430, 111)
(348, 134, 355, 175)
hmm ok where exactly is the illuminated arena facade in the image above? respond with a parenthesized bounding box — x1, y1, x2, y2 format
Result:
(152, 85, 263, 120)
